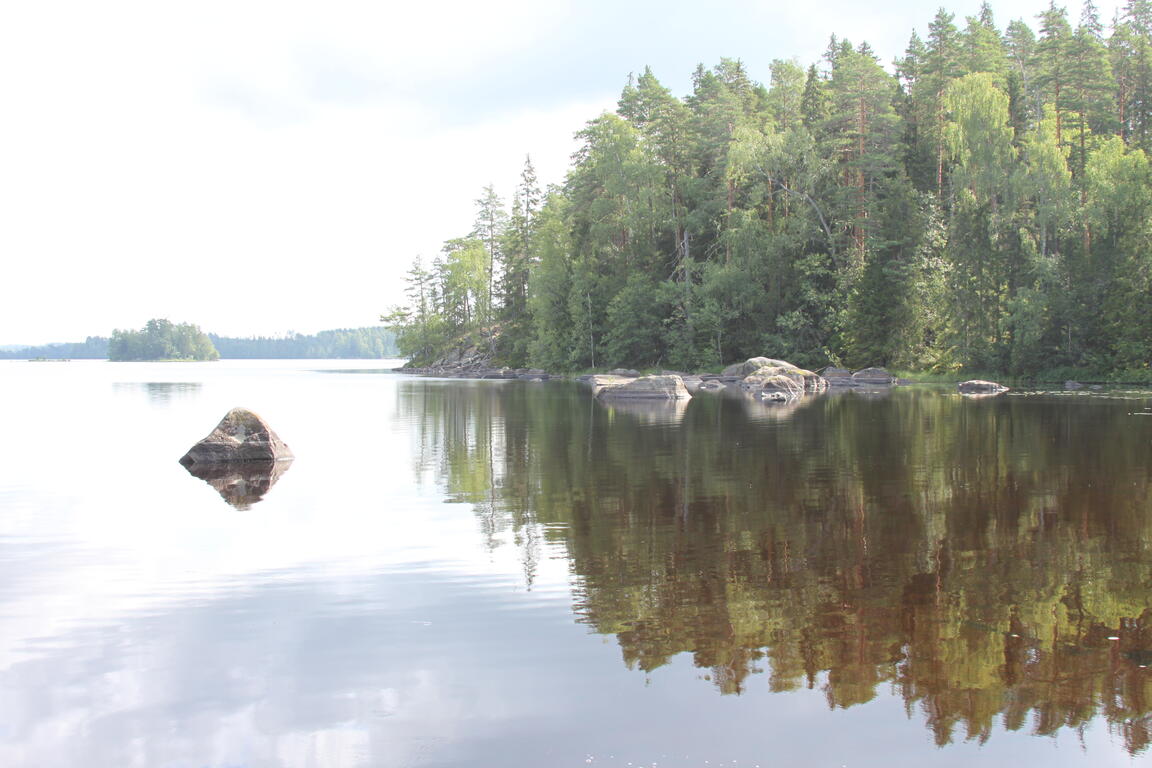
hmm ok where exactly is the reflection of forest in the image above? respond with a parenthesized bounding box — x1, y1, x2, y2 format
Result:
(399, 381, 1152, 753)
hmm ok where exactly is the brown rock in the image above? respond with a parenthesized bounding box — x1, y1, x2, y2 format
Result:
(179, 408, 293, 466)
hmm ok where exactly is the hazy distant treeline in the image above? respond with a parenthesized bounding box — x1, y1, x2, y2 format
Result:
(0, 337, 111, 360)
(209, 327, 398, 358)
(0, 327, 398, 360)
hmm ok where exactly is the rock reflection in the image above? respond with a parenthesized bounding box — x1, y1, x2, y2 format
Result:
(401, 380, 1152, 754)
(182, 459, 292, 509)
(600, 398, 690, 425)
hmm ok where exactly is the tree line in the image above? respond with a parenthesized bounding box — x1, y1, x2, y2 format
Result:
(386, 0, 1152, 379)
(209, 327, 398, 358)
(1, 326, 397, 360)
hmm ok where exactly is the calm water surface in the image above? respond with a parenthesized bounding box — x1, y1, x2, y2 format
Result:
(1, 360, 1150, 767)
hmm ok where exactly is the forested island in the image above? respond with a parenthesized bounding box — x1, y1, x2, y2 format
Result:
(386, 0, 1152, 381)
(0, 325, 398, 360)
(109, 319, 219, 361)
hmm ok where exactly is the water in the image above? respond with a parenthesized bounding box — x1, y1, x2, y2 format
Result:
(1, 360, 1150, 767)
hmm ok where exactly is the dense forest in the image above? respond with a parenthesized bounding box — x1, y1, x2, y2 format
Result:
(0, 326, 397, 360)
(386, 0, 1152, 379)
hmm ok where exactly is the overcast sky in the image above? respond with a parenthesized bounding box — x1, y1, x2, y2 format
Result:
(0, 0, 1124, 345)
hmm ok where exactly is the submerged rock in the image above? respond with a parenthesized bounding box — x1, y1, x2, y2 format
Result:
(958, 379, 1010, 396)
(179, 407, 294, 467)
(597, 374, 691, 401)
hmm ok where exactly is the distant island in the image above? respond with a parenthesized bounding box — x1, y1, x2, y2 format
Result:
(108, 319, 219, 361)
(0, 322, 399, 360)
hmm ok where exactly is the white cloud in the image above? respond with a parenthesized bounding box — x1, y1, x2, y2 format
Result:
(0, 0, 601, 343)
(0, 0, 1127, 344)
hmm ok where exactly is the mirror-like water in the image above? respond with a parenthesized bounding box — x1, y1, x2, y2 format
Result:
(1, 360, 1150, 767)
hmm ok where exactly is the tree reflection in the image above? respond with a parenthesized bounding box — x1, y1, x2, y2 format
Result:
(398, 380, 1152, 753)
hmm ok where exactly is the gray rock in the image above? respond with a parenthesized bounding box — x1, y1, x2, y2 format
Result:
(575, 374, 631, 397)
(721, 357, 797, 378)
(852, 367, 895, 385)
(179, 408, 294, 466)
(743, 365, 827, 394)
(696, 379, 729, 394)
(607, 368, 641, 378)
(597, 374, 691, 401)
(680, 375, 704, 395)
(957, 379, 1009, 395)
(820, 366, 852, 380)
(1064, 380, 1084, 390)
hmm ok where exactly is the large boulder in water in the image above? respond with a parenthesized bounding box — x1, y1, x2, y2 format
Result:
(958, 379, 1009, 396)
(722, 357, 797, 378)
(179, 407, 294, 466)
(742, 364, 827, 394)
(597, 374, 691, 401)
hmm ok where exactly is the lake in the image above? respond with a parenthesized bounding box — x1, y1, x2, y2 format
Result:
(1, 359, 1150, 767)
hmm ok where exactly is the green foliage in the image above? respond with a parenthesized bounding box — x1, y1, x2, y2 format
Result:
(384, 2, 1152, 378)
(108, 319, 218, 361)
